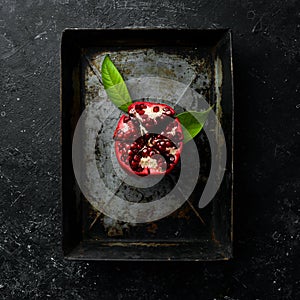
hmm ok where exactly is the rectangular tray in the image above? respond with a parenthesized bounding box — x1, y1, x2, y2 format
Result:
(61, 28, 233, 261)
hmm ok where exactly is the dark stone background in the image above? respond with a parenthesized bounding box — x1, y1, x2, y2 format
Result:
(0, 0, 299, 299)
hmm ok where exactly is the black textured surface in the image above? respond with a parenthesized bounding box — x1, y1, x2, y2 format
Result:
(0, 0, 299, 299)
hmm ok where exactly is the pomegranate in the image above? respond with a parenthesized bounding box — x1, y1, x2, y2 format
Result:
(113, 101, 183, 176)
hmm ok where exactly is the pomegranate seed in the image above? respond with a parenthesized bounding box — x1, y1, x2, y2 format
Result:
(169, 155, 175, 162)
(142, 148, 148, 156)
(131, 161, 138, 168)
(138, 110, 145, 115)
(153, 106, 159, 112)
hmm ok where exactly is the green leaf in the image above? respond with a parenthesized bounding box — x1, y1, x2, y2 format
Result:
(101, 55, 132, 112)
(176, 107, 213, 143)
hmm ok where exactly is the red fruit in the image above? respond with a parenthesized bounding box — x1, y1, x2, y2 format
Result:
(114, 101, 183, 176)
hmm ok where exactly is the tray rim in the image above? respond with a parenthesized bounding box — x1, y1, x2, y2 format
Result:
(60, 27, 234, 261)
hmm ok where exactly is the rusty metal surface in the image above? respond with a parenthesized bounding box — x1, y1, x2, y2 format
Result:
(61, 29, 233, 260)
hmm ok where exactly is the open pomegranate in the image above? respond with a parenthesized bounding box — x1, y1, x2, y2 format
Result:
(113, 101, 184, 176)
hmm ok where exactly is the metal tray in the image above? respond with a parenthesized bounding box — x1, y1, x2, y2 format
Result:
(61, 28, 233, 261)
